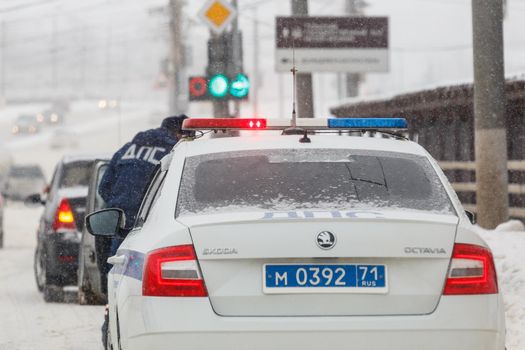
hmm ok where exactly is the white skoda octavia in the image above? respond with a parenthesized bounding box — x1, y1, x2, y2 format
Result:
(86, 118, 505, 350)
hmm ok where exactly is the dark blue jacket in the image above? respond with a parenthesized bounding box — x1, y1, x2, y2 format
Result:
(99, 127, 178, 230)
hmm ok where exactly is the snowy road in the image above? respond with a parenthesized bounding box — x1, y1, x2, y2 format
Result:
(0, 101, 158, 350)
(0, 205, 103, 350)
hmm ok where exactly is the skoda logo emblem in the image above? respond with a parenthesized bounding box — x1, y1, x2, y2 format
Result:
(316, 231, 336, 250)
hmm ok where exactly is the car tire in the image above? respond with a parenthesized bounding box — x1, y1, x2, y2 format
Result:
(43, 284, 64, 303)
(34, 248, 45, 292)
(78, 259, 104, 305)
(78, 283, 101, 305)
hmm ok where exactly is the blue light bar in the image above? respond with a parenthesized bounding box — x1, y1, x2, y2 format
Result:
(328, 118, 408, 129)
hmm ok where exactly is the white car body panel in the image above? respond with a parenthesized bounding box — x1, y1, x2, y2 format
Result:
(106, 134, 505, 350)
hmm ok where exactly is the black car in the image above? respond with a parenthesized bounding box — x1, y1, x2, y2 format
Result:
(32, 154, 108, 302)
(78, 159, 111, 304)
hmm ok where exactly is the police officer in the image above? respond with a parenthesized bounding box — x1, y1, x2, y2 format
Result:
(98, 115, 189, 348)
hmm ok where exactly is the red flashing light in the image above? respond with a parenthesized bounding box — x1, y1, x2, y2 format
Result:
(182, 118, 266, 130)
(143, 245, 207, 297)
(443, 243, 498, 295)
(52, 198, 76, 231)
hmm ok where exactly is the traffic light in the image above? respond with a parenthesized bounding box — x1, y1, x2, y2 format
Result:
(229, 74, 250, 98)
(188, 74, 250, 101)
(208, 74, 229, 98)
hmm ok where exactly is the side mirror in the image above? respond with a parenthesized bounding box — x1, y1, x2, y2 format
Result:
(25, 193, 45, 206)
(465, 210, 476, 225)
(85, 208, 126, 237)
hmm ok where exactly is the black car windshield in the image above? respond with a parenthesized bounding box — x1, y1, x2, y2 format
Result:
(59, 161, 93, 188)
(176, 149, 455, 217)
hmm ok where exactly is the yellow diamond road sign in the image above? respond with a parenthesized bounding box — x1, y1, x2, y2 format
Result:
(199, 0, 237, 34)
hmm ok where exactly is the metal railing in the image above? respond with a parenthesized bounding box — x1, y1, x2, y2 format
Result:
(439, 161, 525, 218)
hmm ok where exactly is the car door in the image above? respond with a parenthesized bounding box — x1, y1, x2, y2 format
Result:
(79, 160, 109, 296)
(108, 167, 167, 348)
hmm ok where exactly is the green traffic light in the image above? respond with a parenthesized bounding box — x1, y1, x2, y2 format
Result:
(230, 74, 250, 98)
(208, 74, 229, 98)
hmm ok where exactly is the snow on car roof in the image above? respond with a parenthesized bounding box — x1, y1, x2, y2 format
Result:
(62, 153, 111, 163)
(57, 186, 88, 199)
(180, 134, 428, 158)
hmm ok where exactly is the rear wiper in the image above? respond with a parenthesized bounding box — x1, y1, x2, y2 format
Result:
(351, 178, 385, 187)
(344, 163, 385, 187)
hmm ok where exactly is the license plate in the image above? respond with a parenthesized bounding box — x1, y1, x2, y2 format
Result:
(263, 264, 387, 294)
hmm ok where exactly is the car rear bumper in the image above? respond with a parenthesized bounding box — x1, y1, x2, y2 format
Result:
(44, 231, 80, 285)
(120, 295, 505, 350)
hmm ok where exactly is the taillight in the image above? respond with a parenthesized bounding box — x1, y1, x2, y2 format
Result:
(143, 245, 207, 297)
(443, 243, 498, 295)
(52, 198, 76, 231)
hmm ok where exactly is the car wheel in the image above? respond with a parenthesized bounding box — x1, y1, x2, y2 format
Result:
(43, 284, 64, 303)
(78, 282, 101, 305)
(34, 248, 45, 292)
(78, 258, 103, 305)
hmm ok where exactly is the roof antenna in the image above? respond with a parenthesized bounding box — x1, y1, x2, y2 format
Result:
(291, 38, 298, 128)
(284, 35, 310, 142)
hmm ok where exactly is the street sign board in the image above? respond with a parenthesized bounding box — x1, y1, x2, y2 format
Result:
(198, 0, 237, 34)
(275, 17, 389, 73)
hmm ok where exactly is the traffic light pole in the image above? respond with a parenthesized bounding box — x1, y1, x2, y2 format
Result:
(209, 31, 230, 119)
(0, 21, 6, 107)
(472, 0, 509, 228)
(231, 0, 241, 117)
(291, 0, 314, 118)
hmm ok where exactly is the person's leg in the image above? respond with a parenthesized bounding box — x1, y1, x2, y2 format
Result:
(110, 236, 124, 256)
(95, 236, 112, 295)
(101, 304, 109, 349)
(101, 236, 124, 348)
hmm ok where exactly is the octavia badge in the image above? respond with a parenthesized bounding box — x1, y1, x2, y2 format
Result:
(316, 231, 336, 250)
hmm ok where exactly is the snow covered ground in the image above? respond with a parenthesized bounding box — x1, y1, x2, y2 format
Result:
(0, 204, 103, 350)
(477, 222, 525, 350)
(0, 101, 157, 350)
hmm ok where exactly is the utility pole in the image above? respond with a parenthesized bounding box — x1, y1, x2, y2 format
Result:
(252, 8, 259, 117)
(169, 0, 186, 115)
(472, 0, 508, 228)
(343, 0, 365, 98)
(1, 21, 6, 107)
(105, 23, 112, 96)
(291, 0, 314, 118)
(51, 15, 58, 93)
(80, 24, 87, 99)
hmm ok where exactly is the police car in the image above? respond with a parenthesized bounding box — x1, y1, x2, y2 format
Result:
(86, 118, 505, 350)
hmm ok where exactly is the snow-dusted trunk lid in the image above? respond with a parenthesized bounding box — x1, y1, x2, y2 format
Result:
(179, 211, 458, 317)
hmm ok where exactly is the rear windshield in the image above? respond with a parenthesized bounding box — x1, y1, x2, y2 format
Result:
(18, 115, 35, 122)
(59, 161, 93, 188)
(95, 165, 108, 210)
(176, 149, 455, 217)
(8, 166, 44, 178)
